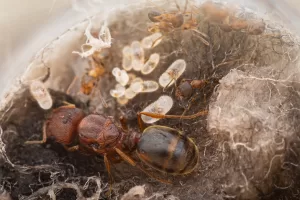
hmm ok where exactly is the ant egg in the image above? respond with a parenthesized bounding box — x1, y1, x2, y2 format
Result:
(141, 81, 159, 93)
(117, 95, 129, 105)
(110, 84, 125, 98)
(125, 88, 137, 99)
(112, 67, 129, 86)
(159, 59, 186, 88)
(30, 80, 53, 110)
(141, 53, 160, 75)
(131, 41, 144, 71)
(122, 46, 133, 71)
(141, 32, 162, 49)
(141, 95, 173, 124)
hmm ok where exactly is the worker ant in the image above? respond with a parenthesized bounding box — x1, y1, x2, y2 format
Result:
(147, 0, 210, 46)
(175, 79, 208, 100)
(25, 103, 207, 186)
(198, 1, 265, 35)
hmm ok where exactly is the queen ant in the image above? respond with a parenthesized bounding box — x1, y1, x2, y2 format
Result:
(25, 101, 207, 188)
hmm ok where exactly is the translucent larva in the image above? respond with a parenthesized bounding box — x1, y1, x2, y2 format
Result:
(112, 67, 129, 86)
(110, 84, 126, 98)
(125, 88, 137, 99)
(141, 32, 162, 49)
(117, 95, 129, 105)
(122, 46, 133, 71)
(159, 59, 186, 87)
(141, 53, 160, 75)
(141, 95, 173, 123)
(141, 81, 159, 93)
(131, 41, 145, 71)
(30, 80, 53, 110)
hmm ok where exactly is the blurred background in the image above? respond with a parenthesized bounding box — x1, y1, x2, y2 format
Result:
(0, 0, 300, 98)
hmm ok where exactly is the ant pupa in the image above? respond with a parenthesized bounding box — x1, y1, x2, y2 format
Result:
(112, 67, 130, 86)
(159, 59, 186, 88)
(141, 53, 160, 75)
(110, 84, 125, 98)
(141, 95, 174, 124)
(30, 80, 53, 110)
(131, 41, 145, 71)
(141, 32, 163, 49)
(122, 46, 133, 71)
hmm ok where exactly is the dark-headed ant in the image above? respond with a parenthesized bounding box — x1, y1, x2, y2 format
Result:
(25, 104, 207, 186)
(175, 79, 208, 100)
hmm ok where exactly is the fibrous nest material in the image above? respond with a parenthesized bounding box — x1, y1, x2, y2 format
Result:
(1, 0, 300, 199)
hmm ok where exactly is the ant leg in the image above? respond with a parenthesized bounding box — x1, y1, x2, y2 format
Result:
(104, 154, 114, 195)
(25, 123, 47, 144)
(192, 30, 210, 46)
(183, 0, 188, 13)
(66, 76, 79, 95)
(140, 109, 208, 120)
(114, 148, 171, 184)
(137, 112, 145, 132)
(119, 116, 128, 132)
(151, 35, 164, 48)
(64, 145, 79, 152)
(173, 0, 181, 12)
(61, 102, 76, 107)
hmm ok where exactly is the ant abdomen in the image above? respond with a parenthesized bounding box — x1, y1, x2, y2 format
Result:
(136, 126, 199, 174)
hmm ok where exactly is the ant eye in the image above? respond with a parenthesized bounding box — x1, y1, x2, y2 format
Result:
(90, 143, 101, 149)
(141, 95, 173, 124)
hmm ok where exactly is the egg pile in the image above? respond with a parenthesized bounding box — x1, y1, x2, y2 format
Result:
(110, 32, 187, 106)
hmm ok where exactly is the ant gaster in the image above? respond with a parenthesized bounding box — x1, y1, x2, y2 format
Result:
(25, 104, 207, 184)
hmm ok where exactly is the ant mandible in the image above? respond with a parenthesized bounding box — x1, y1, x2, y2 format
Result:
(25, 103, 207, 185)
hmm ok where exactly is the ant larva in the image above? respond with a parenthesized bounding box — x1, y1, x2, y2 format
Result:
(141, 53, 160, 75)
(30, 80, 53, 110)
(140, 95, 174, 124)
(159, 59, 186, 88)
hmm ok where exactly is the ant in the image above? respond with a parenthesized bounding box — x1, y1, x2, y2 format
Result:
(147, 0, 210, 46)
(67, 53, 106, 96)
(175, 79, 208, 100)
(198, 1, 265, 35)
(25, 103, 207, 187)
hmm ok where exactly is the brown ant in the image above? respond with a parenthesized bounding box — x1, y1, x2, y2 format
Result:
(67, 53, 106, 96)
(147, 0, 210, 46)
(198, 1, 265, 35)
(25, 103, 207, 186)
